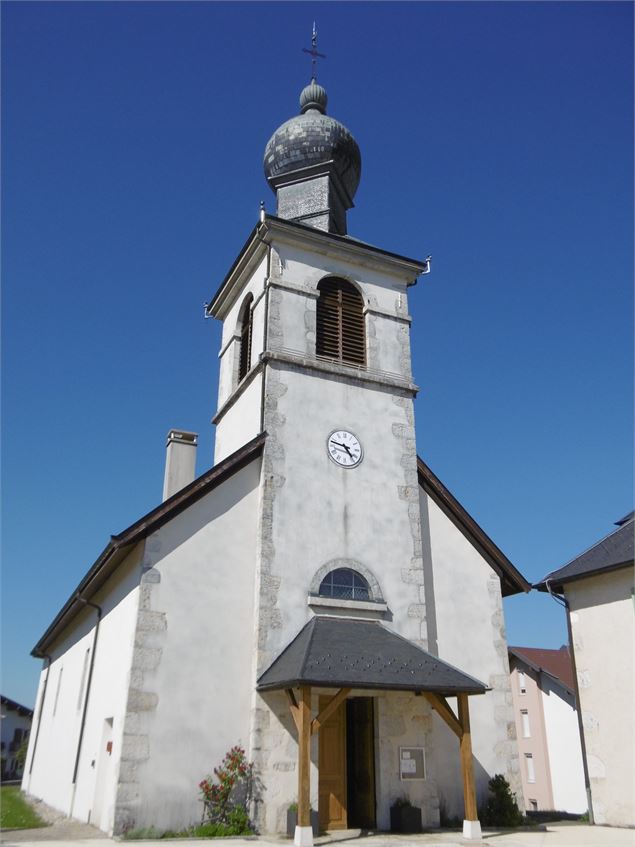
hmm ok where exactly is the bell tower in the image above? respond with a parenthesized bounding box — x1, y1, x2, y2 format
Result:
(206, 77, 434, 834)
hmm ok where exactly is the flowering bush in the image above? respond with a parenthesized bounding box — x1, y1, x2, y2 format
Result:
(199, 745, 254, 828)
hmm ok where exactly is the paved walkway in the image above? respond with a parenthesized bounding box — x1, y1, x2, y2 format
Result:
(1, 795, 106, 844)
(2, 824, 634, 847)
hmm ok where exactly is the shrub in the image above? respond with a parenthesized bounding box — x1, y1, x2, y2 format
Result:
(123, 826, 164, 840)
(438, 798, 462, 828)
(199, 745, 254, 832)
(480, 774, 524, 827)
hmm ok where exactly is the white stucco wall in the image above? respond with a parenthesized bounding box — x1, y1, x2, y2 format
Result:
(566, 567, 634, 827)
(216, 255, 268, 411)
(421, 493, 521, 819)
(22, 543, 143, 832)
(114, 458, 261, 834)
(541, 676, 586, 813)
(214, 372, 263, 463)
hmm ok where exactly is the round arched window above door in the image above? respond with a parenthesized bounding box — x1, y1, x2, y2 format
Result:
(318, 568, 371, 602)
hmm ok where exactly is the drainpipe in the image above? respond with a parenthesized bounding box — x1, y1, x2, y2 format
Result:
(545, 579, 594, 824)
(27, 654, 52, 776)
(70, 597, 102, 809)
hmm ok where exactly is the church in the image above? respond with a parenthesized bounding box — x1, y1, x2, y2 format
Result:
(22, 69, 530, 843)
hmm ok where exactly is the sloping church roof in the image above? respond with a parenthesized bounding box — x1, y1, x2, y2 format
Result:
(257, 616, 487, 695)
(31, 433, 266, 658)
(417, 457, 530, 597)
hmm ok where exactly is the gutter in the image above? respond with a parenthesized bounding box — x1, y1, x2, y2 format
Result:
(545, 579, 594, 824)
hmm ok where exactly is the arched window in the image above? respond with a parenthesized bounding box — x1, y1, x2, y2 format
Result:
(238, 295, 253, 382)
(318, 568, 370, 601)
(316, 278, 365, 366)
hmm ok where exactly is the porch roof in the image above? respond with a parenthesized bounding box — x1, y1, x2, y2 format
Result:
(257, 617, 487, 696)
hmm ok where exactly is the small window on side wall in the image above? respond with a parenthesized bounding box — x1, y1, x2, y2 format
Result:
(318, 568, 370, 601)
(316, 277, 365, 366)
(238, 295, 254, 382)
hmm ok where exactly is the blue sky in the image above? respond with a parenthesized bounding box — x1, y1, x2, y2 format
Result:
(2, 2, 633, 708)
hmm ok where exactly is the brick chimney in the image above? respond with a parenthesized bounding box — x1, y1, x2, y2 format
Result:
(163, 430, 198, 501)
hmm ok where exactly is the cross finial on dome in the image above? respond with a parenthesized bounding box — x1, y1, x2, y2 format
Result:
(302, 22, 326, 81)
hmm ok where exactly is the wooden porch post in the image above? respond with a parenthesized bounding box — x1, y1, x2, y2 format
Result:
(457, 693, 481, 840)
(295, 686, 313, 847)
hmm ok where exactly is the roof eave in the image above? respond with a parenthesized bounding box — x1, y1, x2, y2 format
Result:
(257, 679, 486, 696)
(206, 215, 429, 320)
(262, 215, 429, 277)
(534, 558, 634, 593)
(205, 221, 267, 319)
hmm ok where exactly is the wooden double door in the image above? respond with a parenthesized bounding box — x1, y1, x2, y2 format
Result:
(318, 696, 376, 831)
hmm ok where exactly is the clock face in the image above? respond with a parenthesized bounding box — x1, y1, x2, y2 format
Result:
(327, 430, 363, 468)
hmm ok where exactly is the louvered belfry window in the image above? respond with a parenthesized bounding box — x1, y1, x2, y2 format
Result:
(238, 295, 253, 382)
(316, 277, 365, 366)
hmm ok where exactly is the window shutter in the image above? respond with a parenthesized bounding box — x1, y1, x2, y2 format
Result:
(316, 278, 365, 366)
(238, 296, 253, 382)
(340, 284, 365, 365)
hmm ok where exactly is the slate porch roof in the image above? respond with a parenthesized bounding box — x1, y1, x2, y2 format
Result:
(257, 616, 487, 695)
(534, 512, 634, 593)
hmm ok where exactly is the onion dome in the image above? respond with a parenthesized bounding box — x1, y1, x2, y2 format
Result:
(263, 80, 361, 203)
(300, 80, 327, 114)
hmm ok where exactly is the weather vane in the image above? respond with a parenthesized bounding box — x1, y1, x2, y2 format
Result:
(302, 22, 326, 81)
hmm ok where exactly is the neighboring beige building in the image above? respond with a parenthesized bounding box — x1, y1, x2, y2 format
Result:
(536, 512, 634, 827)
(508, 647, 586, 814)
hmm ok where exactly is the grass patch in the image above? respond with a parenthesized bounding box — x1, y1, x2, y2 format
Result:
(0, 786, 48, 830)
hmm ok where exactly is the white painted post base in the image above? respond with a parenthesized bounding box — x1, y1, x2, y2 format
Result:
(294, 825, 313, 847)
(462, 819, 482, 840)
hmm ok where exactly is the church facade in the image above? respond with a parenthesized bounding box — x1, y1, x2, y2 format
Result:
(23, 75, 529, 841)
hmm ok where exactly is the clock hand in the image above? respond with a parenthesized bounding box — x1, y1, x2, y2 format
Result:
(330, 440, 354, 458)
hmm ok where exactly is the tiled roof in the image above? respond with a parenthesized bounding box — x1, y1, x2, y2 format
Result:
(258, 616, 487, 695)
(509, 645, 575, 692)
(1, 695, 34, 717)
